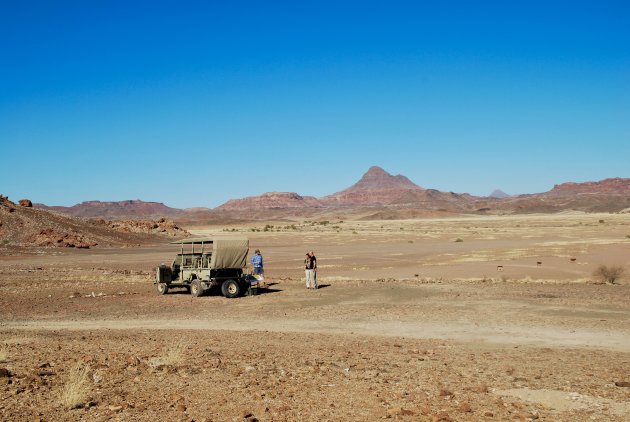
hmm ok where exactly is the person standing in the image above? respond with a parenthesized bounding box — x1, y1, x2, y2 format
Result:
(251, 249, 264, 275)
(305, 251, 318, 289)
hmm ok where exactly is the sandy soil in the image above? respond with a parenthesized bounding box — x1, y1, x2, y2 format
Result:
(1, 214, 630, 421)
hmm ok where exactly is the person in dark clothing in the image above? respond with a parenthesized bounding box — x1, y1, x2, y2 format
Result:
(305, 251, 317, 289)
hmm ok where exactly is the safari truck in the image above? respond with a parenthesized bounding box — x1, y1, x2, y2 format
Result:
(154, 236, 264, 298)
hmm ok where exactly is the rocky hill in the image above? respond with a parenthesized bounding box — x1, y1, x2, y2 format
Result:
(489, 189, 510, 199)
(217, 192, 322, 210)
(35, 200, 181, 219)
(320, 166, 425, 206)
(542, 178, 630, 197)
(1, 195, 188, 250)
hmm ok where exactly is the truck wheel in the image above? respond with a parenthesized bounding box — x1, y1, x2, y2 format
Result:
(221, 279, 241, 298)
(157, 283, 169, 295)
(190, 279, 204, 297)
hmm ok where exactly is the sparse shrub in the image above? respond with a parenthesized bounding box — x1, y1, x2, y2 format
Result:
(593, 265, 625, 284)
(352, 231, 358, 234)
(626, 235, 630, 239)
(455, 238, 464, 242)
(408, 240, 414, 243)
(319, 220, 330, 225)
(599, 219, 605, 224)
(60, 363, 91, 409)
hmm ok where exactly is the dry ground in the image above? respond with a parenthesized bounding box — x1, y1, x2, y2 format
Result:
(1, 214, 629, 421)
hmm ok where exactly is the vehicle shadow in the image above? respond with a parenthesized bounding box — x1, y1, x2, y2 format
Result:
(257, 287, 282, 295)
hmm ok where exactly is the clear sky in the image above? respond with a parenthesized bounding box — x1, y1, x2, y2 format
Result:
(1, 1, 629, 208)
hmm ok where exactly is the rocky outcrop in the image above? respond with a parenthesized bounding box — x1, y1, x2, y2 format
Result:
(1, 195, 17, 213)
(102, 217, 188, 237)
(19, 199, 33, 207)
(31, 229, 97, 248)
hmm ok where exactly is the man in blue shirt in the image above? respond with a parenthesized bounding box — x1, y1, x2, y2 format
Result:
(251, 249, 264, 275)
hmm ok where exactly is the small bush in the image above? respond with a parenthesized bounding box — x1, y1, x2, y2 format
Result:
(60, 363, 91, 409)
(593, 265, 625, 284)
(455, 238, 464, 242)
(599, 219, 605, 224)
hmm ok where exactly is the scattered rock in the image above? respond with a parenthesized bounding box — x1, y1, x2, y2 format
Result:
(431, 412, 452, 421)
(108, 405, 123, 412)
(176, 403, 187, 412)
(458, 402, 472, 412)
(614, 381, 630, 387)
(438, 388, 454, 397)
(0, 368, 12, 377)
(387, 407, 414, 416)
(126, 355, 140, 366)
(31, 229, 97, 249)
(92, 372, 103, 384)
(19, 199, 33, 207)
(477, 383, 490, 393)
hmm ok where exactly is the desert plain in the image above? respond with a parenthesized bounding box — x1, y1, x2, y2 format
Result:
(1, 213, 630, 421)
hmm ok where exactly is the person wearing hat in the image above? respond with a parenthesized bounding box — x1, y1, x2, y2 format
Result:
(251, 249, 264, 275)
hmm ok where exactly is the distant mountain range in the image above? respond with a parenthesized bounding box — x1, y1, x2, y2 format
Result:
(33, 166, 630, 221)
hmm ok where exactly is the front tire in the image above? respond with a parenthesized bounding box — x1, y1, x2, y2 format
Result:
(157, 283, 169, 295)
(221, 279, 241, 298)
(190, 279, 204, 297)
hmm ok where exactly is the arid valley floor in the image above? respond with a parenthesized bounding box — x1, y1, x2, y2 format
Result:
(1, 214, 630, 421)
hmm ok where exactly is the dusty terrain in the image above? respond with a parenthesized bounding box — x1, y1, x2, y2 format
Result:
(1, 214, 630, 421)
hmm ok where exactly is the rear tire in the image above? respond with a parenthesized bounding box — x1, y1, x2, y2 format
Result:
(221, 279, 241, 298)
(157, 283, 169, 295)
(190, 279, 204, 297)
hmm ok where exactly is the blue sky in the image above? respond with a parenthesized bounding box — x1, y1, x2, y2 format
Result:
(1, 1, 629, 208)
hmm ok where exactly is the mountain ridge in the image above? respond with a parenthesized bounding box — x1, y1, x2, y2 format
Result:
(33, 167, 630, 219)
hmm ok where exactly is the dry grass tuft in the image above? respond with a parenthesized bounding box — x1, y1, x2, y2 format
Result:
(0, 346, 9, 363)
(162, 341, 188, 367)
(60, 363, 91, 409)
(593, 265, 625, 284)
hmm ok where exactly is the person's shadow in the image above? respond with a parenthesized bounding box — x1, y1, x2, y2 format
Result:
(315, 284, 330, 289)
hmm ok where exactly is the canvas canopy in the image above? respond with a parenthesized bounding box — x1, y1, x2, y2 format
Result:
(211, 237, 249, 269)
(170, 236, 249, 269)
